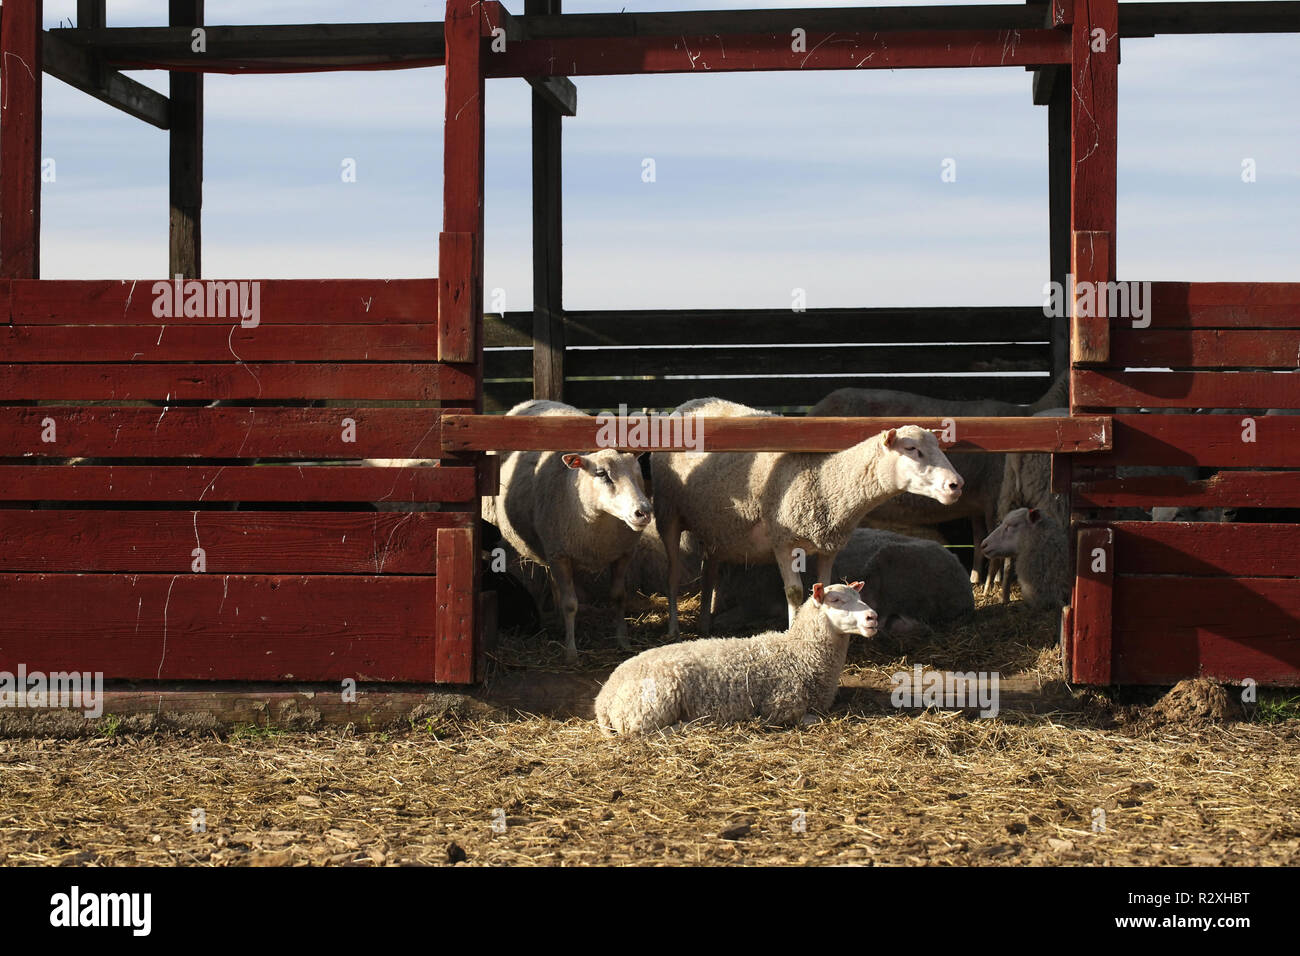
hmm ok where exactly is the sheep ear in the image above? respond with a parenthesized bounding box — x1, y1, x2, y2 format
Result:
(883, 428, 898, 448)
(1028, 507, 1041, 524)
(812, 583, 825, 604)
(850, 580, 864, 592)
(561, 454, 585, 471)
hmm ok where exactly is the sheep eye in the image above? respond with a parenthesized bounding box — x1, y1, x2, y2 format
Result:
(594, 469, 607, 480)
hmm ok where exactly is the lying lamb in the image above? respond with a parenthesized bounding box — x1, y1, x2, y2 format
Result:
(594, 582, 877, 735)
(979, 507, 1070, 610)
(483, 399, 652, 663)
(653, 398, 963, 637)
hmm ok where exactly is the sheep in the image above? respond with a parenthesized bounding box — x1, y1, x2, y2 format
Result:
(594, 582, 877, 735)
(829, 528, 974, 637)
(808, 374, 1065, 585)
(979, 507, 1070, 610)
(652, 397, 963, 638)
(483, 399, 652, 664)
(993, 407, 1071, 599)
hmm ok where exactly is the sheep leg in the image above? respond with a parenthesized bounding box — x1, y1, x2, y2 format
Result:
(814, 551, 835, 587)
(1000, 557, 1012, 604)
(609, 553, 632, 650)
(970, 514, 988, 585)
(698, 557, 720, 637)
(661, 512, 684, 639)
(775, 545, 806, 626)
(548, 556, 580, 665)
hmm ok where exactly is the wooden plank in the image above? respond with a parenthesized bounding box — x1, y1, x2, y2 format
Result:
(9, 278, 438, 325)
(1109, 329, 1300, 368)
(1070, 231, 1111, 366)
(1105, 521, 1300, 578)
(1, 0, 43, 279)
(0, 510, 466, 573)
(0, 407, 447, 459)
(0, 323, 440, 361)
(436, 525, 476, 684)
(71, 22, 446, 63)
(1111, 578, 1300, 685)
(528, 75, 576, 116)
(484, 373, 1057, 413)
(1046, 75, 1071, 377)
(1142, 282, 1300, 329)
(169, 1, 204, 278)
(0, 464, 476, 503)
(1074, 470, 1300, 510)
(0, 362, 476, 401)
(488, 306, 1051, 348)
(531, 0, 566, 403)
(441, 413, 1112, 453)
(486, 29, 1072, 78)
(1120, 1, 1300, 37)
(1073, 370, 1300, 410)
(438, 232, 477, 363)
(1084, 414, 1300, 467)
(0, 574, 439, 682)
(1070, 526, 1113, 684)
(42, 30, 170, 130)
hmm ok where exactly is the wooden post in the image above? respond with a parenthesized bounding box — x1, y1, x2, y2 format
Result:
(1071, 526, 1114, 684)
(169, 1, 203, 279)
(1047, 78, 1071, 378)
(1, 0, 43, 279)
(440, 0, 487, 683)
(529, 0, 566, 401)
(78, 0, 106, 89)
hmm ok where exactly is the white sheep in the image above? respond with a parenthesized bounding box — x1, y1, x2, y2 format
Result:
(994, 407, 1071, 599)
(979, 507, 1070, 610)
(594, 582, 877, 735)
(652, 398, 963, 638)
(483, 399, 652, 663)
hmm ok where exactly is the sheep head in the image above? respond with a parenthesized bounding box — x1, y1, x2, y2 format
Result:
(562, 450, 653, 532)
(980, 506, 1041, 558)
(812, 581, 879, 638)
(881, 425, 963, 505)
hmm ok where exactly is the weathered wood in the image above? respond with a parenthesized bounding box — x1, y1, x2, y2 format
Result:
(0, 510, 469, 574)
(1142, 282, 1300, 328)
(1103, 521, 1300, 577)
(527, 75, 576, 116)
(1068, 0, 1118, 276)
(436, 525, 476, 683)
(441, 413, 1112, 453)
(8, 278, 438, 324)
(1073, 370, 1300, 410)
(1073, 470, 1300, 510)
(1120, 1, 1300, 37)
(1085, 413, 1300, 467)
(1109, 328, 1300, 368)
(0, 574, 439, 682)
(438, 232, 477, 362)
(1, 323, 441, 361)
(43, 30, 170, 129)
(0, 464, 476, 503)
(486, 29, 1072, 78)
(1, 0, 43, 278)
(1070, 231, 1111, 366)
(0, 362, 476, 402)
(169, 1, 204, 278)
(531, 0, 566, 403)
(0, 407, 448, 459)
(1070, 526, 1113, 684)
(1046, 74, 1071, 377)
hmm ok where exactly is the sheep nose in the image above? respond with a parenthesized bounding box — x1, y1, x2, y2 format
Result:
(633, 508, 648, 520)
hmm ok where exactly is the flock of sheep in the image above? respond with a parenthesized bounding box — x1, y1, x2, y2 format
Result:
(483, 379, 1077, 735)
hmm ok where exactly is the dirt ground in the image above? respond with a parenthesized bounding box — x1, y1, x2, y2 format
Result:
(1, 586, 1298, 866)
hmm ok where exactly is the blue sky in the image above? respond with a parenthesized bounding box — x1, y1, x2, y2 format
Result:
(38, 1, 1300, 311)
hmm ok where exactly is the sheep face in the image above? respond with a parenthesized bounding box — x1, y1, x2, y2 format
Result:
(883, 426, 964, 505)
(562, 451, 653, 532)
(812, 581, 879, 638)
(980, 506, 1039, 558)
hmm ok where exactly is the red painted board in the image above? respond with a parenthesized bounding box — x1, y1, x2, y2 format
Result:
(1073, 370, 1300, 411)
(1068, 0, 1117, 270)
(485, 29, 1071, 77)
(1071, 526, 1113, 684)
(0, 407, 447, 459)
(438, 232, 477, 363)
(0, 573, 438, 682)
(0, 362, 475, 402)
(8, 279, 437, 325)
(0, 510, 467, 574)
(1145, 282, 1300, 329)
(1083, 414, 1300, 467)
(0, 464, 476, 503)
(1073, 470, 1300, 510)
(1107, 521, 1300, 578)
(1109, 329, 1300, 369)
(0, 1, 42, 279)
(435, 525, 476, 684)
(1070, 231, 1111, 366)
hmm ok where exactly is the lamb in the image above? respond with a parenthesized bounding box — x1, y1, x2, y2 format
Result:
(652, 397, 963, 638)
(808, 374, 1066, 585)
(594, 582, 877, 735)
(994, 407, 1071, 599)
(483, 399, 652, 663)
(830, 529, 974, 637)
(979, 507, 1070, 610)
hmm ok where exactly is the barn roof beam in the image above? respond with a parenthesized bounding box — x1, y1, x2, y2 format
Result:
(42, 31, 170, 129)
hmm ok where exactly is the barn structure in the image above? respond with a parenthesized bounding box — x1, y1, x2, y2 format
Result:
(1, 0, 1297, 704)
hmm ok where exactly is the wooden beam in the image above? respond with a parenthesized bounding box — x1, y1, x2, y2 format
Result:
(1071, 526, 1114, 684)
(1120, 1, 1300, 37)
(1046, 74, 1071, 378)
(440, 414, 1113, 454)
(527, 75, 577, 116)
(169, 1, 203, 279)
(42, 32, 170, 129)
(529, 0, 566, 402)
(71, 23, 447, 64)
(1, 0, 43, 279)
